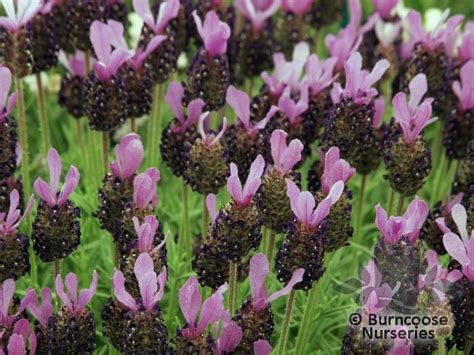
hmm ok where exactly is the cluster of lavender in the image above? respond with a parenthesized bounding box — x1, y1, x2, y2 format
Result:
(342, 200, 473, 354)
(0, 0, 473, 354)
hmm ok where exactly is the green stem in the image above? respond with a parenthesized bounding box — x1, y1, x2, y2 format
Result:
(437, 337, 446, 355)
(396, 195, 405, 215)
(228, 261, 238, 315)
(432, 152, 447, 204)
(178, 181, 190, 259)
(355, 175, 367, 241)
(146, 85, 163, 168)
(102, 132, 109, 172)
(202, 195, 209, 238)
(266, 230, 276, 261)
(15, 77, 30, 201)
(36, 73, 51, 156)
(277, 289, 297, 355)
(387, 188, 395, 215)
(294, 286, 318, 355)
(53, 260, 60, 278)
(130, 117, 136, 133)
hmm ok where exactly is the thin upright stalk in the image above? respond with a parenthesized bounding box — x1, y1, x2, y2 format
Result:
(53, 260, 60, 278)
(85, 51, 92, 73)
(146, 85, 163, 168)
(266, 230, 276, 261)
(387, 189, 395, 215)
(202, 195, 209, 238)
(228, 261, 238, 315)
(276, 289, 297, 355)
(355, 175, 367, 240)
(36, 73, 51, 156)
(178, 181, 190, 258)
(102, 132, 109, 172)
(437, 337, 446, 355)
(130, 117, 136, 133)
(294, 286, 317, 355)
(14, 77, 30, 200)
(432, 152, 447, 204)
(396, 195, 405, 215)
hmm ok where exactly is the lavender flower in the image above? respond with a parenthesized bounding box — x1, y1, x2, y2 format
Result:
(258, 129, 303, 232)
(0, 0, 41, 77)
(384, 74, 436, 196)
(25, 287, 53, 353)
(0, 66, 18, 180)
(275, 179, 343, 290)
(32, 148, 81, 262)
(0, 279, 31, 330)
(185, 10, 231, 110)
(1, 318, 37, 355)
(48, 272, 98, 353)
(104, 253, 169, 353)
(0, 189, 33, 281)
(232, 253, 303, 352)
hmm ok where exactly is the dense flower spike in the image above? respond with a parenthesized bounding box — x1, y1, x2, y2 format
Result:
(96, 133, 144, 235)
(397, 10, 464, 116)
(384, 74, 435, 196)
(373, 198, 429, 312)
(32, 148, 81, 262)
(323, 52, 388, 174)
(58, 51, 88, 119)
(224, 85, 278, 178)
(48, 272, 98, 353)
(311, 147, 356, 251)
(275, 180, 343, 290)
(161, 82, 205, 177)
(174, 276, 227, 352)
(0, 189, 33, 281)
(183, 112, 229, 194)
(103, 253, 169, 353)
(0, 66, 17, 180)
(233, 0, 279, 79)
(120, 216, 167, 298)
(258, 130, 303, 232)
(123, 34, 167, 119)
(444, 60, 474, 160)
(30, 0, 59, 73)
(134, 0, 180, 83)
(185, 10, 230, 110)
(233, 254, 303, 352)
(115, 167, 163, 253)
(341, 261, 397, 354)
(85, 20, 131, 131)
(0, 0, 41, 77)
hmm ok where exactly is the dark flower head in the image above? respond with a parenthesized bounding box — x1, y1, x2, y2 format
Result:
(33, 148, 80, 208)
(112, 253, 167, 312)
(375, 197, 429, 245)
(166, 81, 205, 134)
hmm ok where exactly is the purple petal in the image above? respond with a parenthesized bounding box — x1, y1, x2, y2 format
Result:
(111, 133, 144, 179)
(310, 181, 343, 227)
(373, 96, 385, 128)
(206, 194, 217, 225)
(34, 178, 55, 206)
(90, 21, 112, 64)
(155, 0, 180, 34)
(267, 268, 304, 304)
(179, 276, 202, 330)
(217, 322, 243, 353)
(451, 204, 468, 242)
(58, 166, 80, 206)
(0, 66, 12, 110)
(286, 179, 301, 219)
(165, 82, 185, 122)
(152, 267, 167, 305)
(7, 334, 25, 355)
(112, 270, 138, 311)
(270, 130, 288, 169)
(47, 148, 62, 197)
(1, 278, 15, 320)
(78, 271, 98, 312)
(375, 204, 389, 239)
(249, 253, 270, 310)
(196, 285, 227, 334)
(65, 273, 79, 306)
(187, 99, 206, 122)
(132, 0, 155, 29)
(55, 274, 72, 311)
(254, 340, 272, 355)
(443, 232, 469, 265)
(408, 74, 428, 110)
(226, 86, 250, 130)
